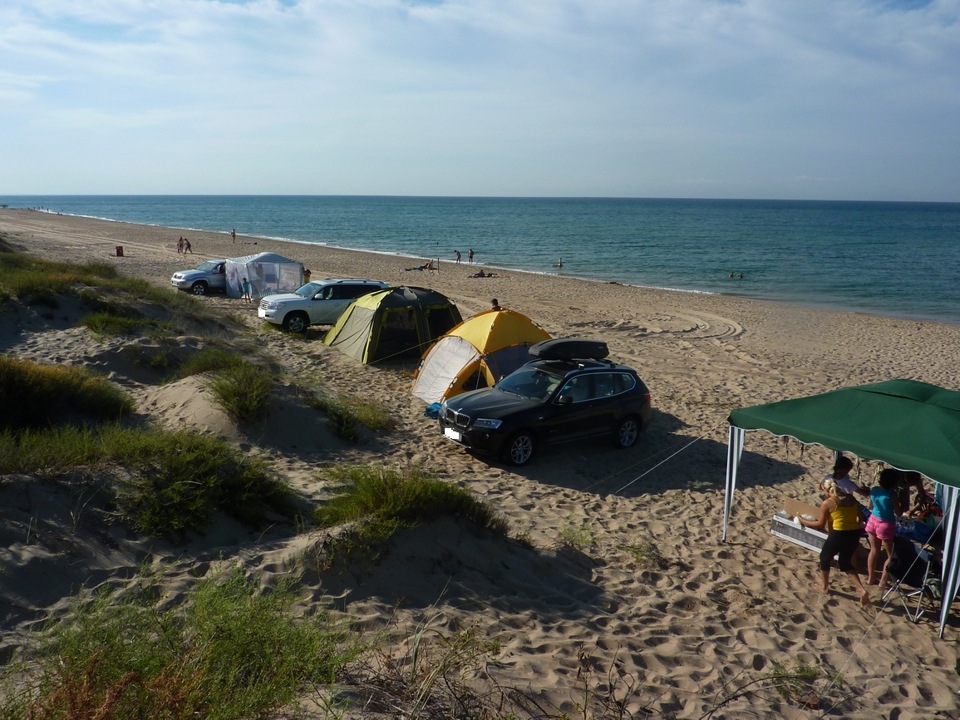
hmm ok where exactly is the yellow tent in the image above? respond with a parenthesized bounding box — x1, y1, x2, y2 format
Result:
(411, 308, 550, 404)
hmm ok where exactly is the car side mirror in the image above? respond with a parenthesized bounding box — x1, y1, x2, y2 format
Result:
(556, 394, 572, 405)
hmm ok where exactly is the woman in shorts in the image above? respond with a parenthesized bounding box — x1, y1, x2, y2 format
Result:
(866, 468, 901, 589)
(798, 477, 871, 605)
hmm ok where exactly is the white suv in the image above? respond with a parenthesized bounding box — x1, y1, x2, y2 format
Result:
(258, 278, 388, 332)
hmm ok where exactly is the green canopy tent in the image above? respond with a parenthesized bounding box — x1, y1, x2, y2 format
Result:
(722, 379, 960, 637)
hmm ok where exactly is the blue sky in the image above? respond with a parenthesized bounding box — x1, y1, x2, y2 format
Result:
(2, 0, 958, 200)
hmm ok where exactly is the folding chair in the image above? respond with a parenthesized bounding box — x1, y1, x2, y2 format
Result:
(882, 536, 942, 623)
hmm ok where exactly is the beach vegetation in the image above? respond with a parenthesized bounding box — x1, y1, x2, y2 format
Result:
(622, 541, 668, 570)
(513, 526, 535, 548)
(558, 521, 595, 550)
(176, 346, 249, 377)
(0, 248, 225, 332)
(207, 361, 275, 423)
(119, 337, 181, 372)
(0, 570, 359, 720)
(351, 611, 504, 720)
(120, 341, 261, 378)
(0, 253, 115, 300)
(0, 356, 134, 431)
(313, 465, 508, 566)
(768, 660, 849, 709)
(80, 309, 176, 337)
(309, 392, 397, 440)
(693, 660, 852, 715)
(0, 425, 293, 536)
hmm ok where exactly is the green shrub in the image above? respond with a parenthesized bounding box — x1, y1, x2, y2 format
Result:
(208, 363, 274, 423)
(80, 311, 146, 336)
(312, 395, 360, 440)
(312, 466, 507, 572)
(314, 465, 507, 534)
(341, 395, 396, 432)
(558, 521, 595, 550)
(0, 356, 134, 431)
(770, 661, 823, 702)
(0, 425, 293, 535)
(309, 393, 397, 441)
(623, 540, 668, 569)
(0, 250, 216, 329)
(113, 430, 293, 535)
(177, 347, 248, 378)
(0, 571, 358, 720)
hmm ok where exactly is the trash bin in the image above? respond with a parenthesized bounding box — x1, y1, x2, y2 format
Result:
(115, 245, 124, 257)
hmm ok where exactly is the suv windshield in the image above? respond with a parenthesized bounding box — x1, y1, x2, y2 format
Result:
(196, 260, 221, 272)
(293, 282, 321, 298)
(496, 365, 564, 401)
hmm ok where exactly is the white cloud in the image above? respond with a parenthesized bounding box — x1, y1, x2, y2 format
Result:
(1, 0, 958, 199)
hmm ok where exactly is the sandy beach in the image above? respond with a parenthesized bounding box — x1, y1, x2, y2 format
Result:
(2, 207, 959, 718)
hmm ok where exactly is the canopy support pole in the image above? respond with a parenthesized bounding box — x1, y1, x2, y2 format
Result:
(939, 484, 959, 638)
(722, 425, 744, 542)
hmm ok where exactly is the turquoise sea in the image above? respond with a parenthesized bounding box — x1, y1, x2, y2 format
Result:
(3, 195, 960, 325)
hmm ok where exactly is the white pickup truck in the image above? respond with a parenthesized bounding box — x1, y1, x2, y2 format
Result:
(170, 260, 227, 295)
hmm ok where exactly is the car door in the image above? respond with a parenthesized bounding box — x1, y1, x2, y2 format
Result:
(590, 371, 629, 430)
(541, 372, 624, 444)
(537, 374, 604, 443)
(308, 284, 340, 324)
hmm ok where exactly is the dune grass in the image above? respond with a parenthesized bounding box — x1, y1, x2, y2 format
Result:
(176, 346, 249, 378)
(0, 424, 293, 535)
(80, 310, 177, 337)
(0, 356, 134, 431)
(313, 465, 508, 567)
(0, 249, 216, 325)
(0, 571, 359, 720)
(207, 362, 275, 423)
(309, 392, 397, 441)
(0, 259, 118, 301)
(315, 465, 506, 531)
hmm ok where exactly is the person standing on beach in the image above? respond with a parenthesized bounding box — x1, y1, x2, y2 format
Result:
(455, 250, 461, 263)
(184, 239, 193, 254)
(241, 277, 251, 302)
(177, 237, 184, 254)
(231, 228, 236, 243)
(798, 478, 871, 605)
(468, 248, 474, 263)
(821, 456, 868, 499)
(865, 469, 900, 589)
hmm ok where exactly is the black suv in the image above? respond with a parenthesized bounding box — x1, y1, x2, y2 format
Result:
(438, 339, 652, 465)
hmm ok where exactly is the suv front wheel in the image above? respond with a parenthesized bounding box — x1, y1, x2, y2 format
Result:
(504, 431, 535, 466)
(190, 281, 208, 295)
(282, 312, 310, 333)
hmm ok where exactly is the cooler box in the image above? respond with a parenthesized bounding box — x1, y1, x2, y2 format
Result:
(771, 498, 827, 552)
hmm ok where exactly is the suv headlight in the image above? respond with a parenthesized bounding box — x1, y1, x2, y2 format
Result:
(262, 300, 278, 310)
(472, 417, 502, 430)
